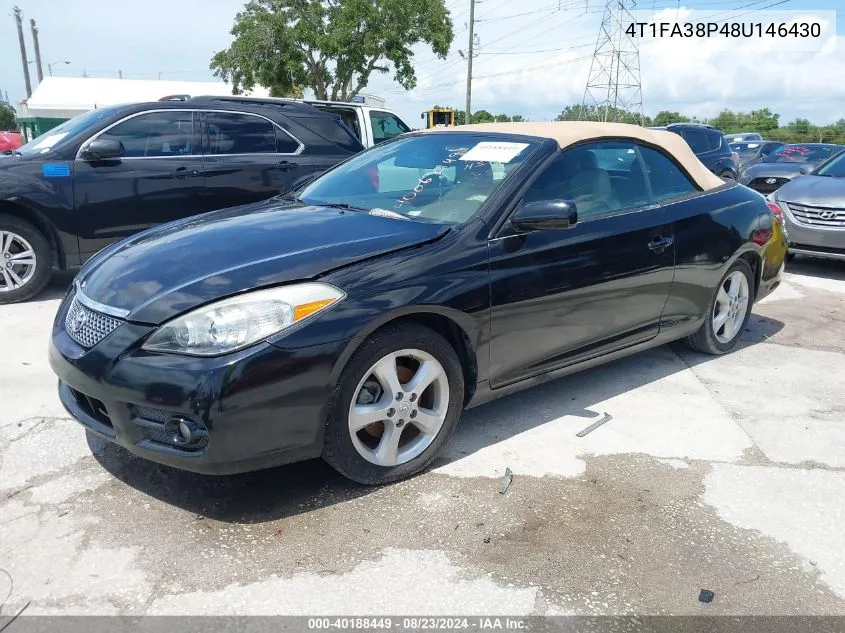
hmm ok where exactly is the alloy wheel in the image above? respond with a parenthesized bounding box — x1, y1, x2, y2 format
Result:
(712, 270, 750, 344)
(348, 348, 450, 467)
(0, 231, 37, 292)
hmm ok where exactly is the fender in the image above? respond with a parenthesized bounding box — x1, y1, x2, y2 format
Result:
(0, 163, 76, 269)
(328, 302, 483, 387)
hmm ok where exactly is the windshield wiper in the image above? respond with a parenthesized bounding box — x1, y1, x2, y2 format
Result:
(279, 192, 303, 203)
(315, 201, 369, 213)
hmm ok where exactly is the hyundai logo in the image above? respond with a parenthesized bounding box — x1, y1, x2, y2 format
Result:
(819, 210, 838, 220)
(765, 178, 778, 184)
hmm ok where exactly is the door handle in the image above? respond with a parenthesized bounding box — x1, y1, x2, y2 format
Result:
(648, 235, 674, 253)
(275, 160, 298, 171)
(170, 168, 200, 178)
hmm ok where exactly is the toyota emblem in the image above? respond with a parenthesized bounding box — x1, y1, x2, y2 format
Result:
(819, 210, 838, 220)
(70, 309, 88, 333)
(765, 178, 777, 184)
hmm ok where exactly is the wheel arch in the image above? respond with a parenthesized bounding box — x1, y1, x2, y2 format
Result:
(331, 306, 481, 407)
(0, 199, 65, 270)
(732, 247, 762, 300)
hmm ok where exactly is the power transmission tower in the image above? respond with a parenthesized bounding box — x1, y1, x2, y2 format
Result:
(580, 0, 643, 124)
(12, 6, 32, 98)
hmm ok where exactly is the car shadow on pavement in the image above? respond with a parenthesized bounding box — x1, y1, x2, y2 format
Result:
(90, 313, 784, 524)
(30, 272, 75, 303)
(786, 256, 845, 281)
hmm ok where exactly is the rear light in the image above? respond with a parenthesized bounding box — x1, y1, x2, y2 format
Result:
(731, 151, 740, 166)
(767, 201, 785, 226)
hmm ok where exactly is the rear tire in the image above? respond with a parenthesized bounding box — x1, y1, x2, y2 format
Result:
(685, 259, 753, 355)
(0, 214, 52, 305)
(322, 323, 464, 485)
(720, 170, 736, 181)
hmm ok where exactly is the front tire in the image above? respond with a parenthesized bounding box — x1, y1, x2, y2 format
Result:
(323, 323, 464, 485)
(0, 214, 52, 304)
(685, 259, 753, 355)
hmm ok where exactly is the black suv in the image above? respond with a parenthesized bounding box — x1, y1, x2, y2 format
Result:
(651, 123, 738, 180)
(0, 96, 364, 303)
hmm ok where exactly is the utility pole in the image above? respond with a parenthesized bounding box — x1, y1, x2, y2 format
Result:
(464, 0, 476, 125)
(30, 19, 44, 82)
(13, 7, 32, 98)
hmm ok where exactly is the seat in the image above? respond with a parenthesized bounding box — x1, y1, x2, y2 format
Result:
(566, 167, 620, 218)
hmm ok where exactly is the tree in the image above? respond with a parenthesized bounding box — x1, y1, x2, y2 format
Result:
(747, 108, 779, 134)
(710, 109, 741, 133)
(0, 103, 16, 131)
(653, 110, 688, 127)
(469, 110, 495, 123)
(555, 104, 649, 125)
(211, 0, 453, 100)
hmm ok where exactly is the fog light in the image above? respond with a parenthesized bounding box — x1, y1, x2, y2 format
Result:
(163, 416, 208, 448)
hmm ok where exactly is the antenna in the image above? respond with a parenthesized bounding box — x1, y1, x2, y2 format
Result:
(580, 0, 643, 124)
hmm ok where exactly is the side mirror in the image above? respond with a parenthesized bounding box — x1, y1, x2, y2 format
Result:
(512, 200, 578, 231)
(799, 164, 814, 175)
(81, 138, 125, 160)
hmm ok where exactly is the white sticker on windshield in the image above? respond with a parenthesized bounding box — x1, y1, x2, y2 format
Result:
(32, 132, 68, 150)
(459, 142, 529, 164)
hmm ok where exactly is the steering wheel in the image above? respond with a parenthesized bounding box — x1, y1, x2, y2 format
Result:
(421, 172, 452, 188)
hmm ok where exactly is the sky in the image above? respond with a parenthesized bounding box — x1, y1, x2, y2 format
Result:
(1, 0, 843, 127)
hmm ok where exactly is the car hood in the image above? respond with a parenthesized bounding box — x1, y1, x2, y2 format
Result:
(775, 175, 845, 206)
(77, 199, 451, 324)
(742, 162, 810, 180)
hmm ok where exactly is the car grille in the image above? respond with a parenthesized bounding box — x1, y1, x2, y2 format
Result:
(786, 203, 845, 228)
(65, 297, 122, 348)
(747, 177, 790, 194)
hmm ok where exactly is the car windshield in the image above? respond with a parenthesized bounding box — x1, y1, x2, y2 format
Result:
(298, 133, 539, 224)
(15, 106, 123, 156)
(730, 142, 761, 158)
(815, 150, 845, 178)
(764, 145, 839, 164)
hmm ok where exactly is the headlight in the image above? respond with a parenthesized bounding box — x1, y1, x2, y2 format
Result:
(142, 283, 345, 356)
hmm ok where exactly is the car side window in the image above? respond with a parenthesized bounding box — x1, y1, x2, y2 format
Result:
(274, 127, 301, 154)
(314, 106, 361, 141)
(761, 144, 779, 156)
(680, 129, 711, 154)
(370, 111, 410, 144)
(638, 146, 698, 202)
(521, 142, 650, 221)
(99, 111, 196, 158)
(205, 112, 277, 155)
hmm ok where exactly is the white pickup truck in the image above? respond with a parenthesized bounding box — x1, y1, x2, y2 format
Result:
(303, 97, 414, 148)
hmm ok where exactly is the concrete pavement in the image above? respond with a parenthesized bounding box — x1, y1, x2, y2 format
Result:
(1, 259, 844, 616)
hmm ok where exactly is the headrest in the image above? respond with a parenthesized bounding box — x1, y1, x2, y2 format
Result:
(569, 167, 612, 199)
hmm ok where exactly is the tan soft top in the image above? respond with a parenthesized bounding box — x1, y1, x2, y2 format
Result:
(426, 121, 724, 191)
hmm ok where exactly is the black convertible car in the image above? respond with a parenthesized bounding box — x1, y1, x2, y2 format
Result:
(49, 122, 787, 485)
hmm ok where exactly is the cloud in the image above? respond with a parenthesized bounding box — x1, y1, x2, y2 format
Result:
(379, 5, 843, 125)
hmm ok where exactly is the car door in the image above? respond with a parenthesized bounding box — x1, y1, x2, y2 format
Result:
(73, 109, 204, 259)
(488, 141, 675, 389)
(200, 110, 305, 211)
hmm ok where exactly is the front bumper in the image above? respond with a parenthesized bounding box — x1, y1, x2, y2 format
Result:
(780, 202, 845, 260)
(49, 290, 348, 475)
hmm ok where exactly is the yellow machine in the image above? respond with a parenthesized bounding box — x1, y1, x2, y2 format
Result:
(422, 107, 456, 128)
